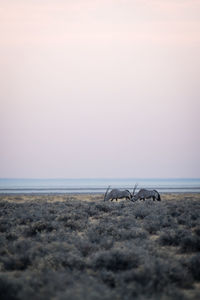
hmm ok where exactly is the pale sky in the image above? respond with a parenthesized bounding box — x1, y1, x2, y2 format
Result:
(0, 0, 200, 178)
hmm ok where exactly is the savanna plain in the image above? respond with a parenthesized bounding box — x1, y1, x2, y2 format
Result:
(0, 193, 200, 300)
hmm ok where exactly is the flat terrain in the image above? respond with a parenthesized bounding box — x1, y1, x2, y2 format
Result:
(0, 194, 200, 300)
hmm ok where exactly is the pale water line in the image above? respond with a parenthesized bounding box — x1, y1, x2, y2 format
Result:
(0, 178, 200, 194)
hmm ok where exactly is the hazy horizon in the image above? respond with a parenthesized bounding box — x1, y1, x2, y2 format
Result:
(1, 177, 200, 180)
(1, 0, 200, 178)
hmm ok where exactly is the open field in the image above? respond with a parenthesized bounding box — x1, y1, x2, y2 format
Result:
(0, 193, 200, 300)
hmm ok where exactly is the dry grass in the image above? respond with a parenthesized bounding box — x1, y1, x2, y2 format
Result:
(1, 192, 199, 203)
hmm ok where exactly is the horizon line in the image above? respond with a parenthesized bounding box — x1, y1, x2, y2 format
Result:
(0, 177, 200, 180)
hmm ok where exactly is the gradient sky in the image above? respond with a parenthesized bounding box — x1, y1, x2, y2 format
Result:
(0, 0, 200, 178)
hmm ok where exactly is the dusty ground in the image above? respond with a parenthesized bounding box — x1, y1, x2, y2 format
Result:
(0, 193, 200, 300)
(1, 193, 200, 203)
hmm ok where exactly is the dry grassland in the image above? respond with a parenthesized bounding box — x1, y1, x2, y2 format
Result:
(0, 193, 200, 300)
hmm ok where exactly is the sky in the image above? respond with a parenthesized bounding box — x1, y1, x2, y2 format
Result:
(0, 0, 200, 178)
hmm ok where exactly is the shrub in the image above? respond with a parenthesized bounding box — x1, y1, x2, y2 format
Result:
(186, 254, 200, 280)
(76, 239, 99, 257)
(133, 205, 150, 219)
(158, 229, 191, 247)
(95, 203, 112, 213)
(24, 221, 54, 237)
(92, 249, 140, 271)
(0, 275, 21, 300)
(180, 235, 200, 253)
(1, 255, 30, 271)
(194, 227, 200, 237)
